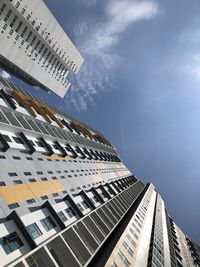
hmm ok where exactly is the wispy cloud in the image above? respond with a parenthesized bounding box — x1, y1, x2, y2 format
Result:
(179, 28, 200, 81)
(0, 70, 11, 80)
(182, 53, 200, 81)
(66, 0, 160, 110)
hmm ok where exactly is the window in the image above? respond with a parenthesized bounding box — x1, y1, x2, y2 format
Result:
(26, 199, 36, 205)
(1, 134, 11, 142)
(53, 193, 59, 197)
(118, 250, 130, 267)
(0, 181, 5, 186)
(26, 223, 42, 239)
(82, 200, 90, 209)
(76, 203, 84, 212)
(41, 195, 48, 200)
(8, 172, 18, 177)
(57, 211, 67, 222)
(41, 217, 56, 231)
(122, 241, 134, 257)
(0, 155, 6, 159)
(65, 207, 76, 218)
(47, 171, 53, 174)
(126, 234, 136, 247)
(26, 157, 33, 161)
(24, 172, 31, 176)
(0, 232, 23, 254)
(13, 156, 21, 160)
(93, 196, 99, 203)
(13, 180, 23, 185)
(41, 177, 48, 181)
(13, 137, 24, 144)
(29, 179, 36, 183)
(36, 171, 43, 175)
(8, 203, 19, 210)
(111, 262, 118, 267)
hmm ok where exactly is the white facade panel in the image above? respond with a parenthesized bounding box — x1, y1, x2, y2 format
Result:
(0, 0, 84, 97)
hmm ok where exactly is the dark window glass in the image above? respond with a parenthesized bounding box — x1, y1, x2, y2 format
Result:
(41, 217, 56, 231)
(29, 179, 36, 183)
(36, 171, 43, 175)
(24, 172, 31, 176)
(13, 137, 24, 144)
(26, 223, 42, 239)
(0, 232, 23, 254)
(41, 195, 48, 200)
(26, 199, 36, 204)
(57, 211, 67, 222)
(8, 203, 19, 209)
(8, 172, 18, 177)
(13, 180, 23, 184)
(65, 207, 76, 218)
(13, 156, 21, 160)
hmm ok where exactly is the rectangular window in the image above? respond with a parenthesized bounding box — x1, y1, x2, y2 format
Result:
(26, 223, 42, 239)
(76, 203, 84, 212)
(0, 232, 23, 254)
(118, 250, 130, 267)
(8, 172, 18, 177)
(65, 207, 76, 218)
(8, 203, 19, 210)
(26, 199, 36, 205)
(13, 156, 21, 160)
(24, 172, 31, 176)
(57, 211, 67, 222)
(36, 171, 43, 175)
(122, 241, 134, 257)
(13, 180, 23, 185)
(41, 217, 56, 231)
(13, 137, 24, 144)
(41, 195, 48, 200)
(29, 179, 36, 183)
(111, 262, 118, 267)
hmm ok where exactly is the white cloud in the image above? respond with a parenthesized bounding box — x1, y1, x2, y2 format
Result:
(0, 70, 11, 80)
(66, 0, 159, 110)
(179, 28, 200, 81)
(181, 53, 200, 80)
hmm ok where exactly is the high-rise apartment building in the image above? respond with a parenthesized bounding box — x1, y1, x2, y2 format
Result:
(0, 77, 199, 267)
(0, 0, 84, 97)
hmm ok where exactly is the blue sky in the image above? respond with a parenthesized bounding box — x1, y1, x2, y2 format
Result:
(2, 0, 200, 242)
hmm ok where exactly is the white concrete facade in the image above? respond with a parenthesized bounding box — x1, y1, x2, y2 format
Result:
(0, 0, 84, 97)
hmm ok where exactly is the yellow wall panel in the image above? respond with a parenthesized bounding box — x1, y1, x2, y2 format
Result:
(95, 163, 106, 169)
(0, 181, 64, 204)
(91, 175, 102, 182)
(45, 155, 71, 161)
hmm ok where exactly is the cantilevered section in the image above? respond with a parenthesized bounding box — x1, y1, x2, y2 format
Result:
(0, 0, 84, 97)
